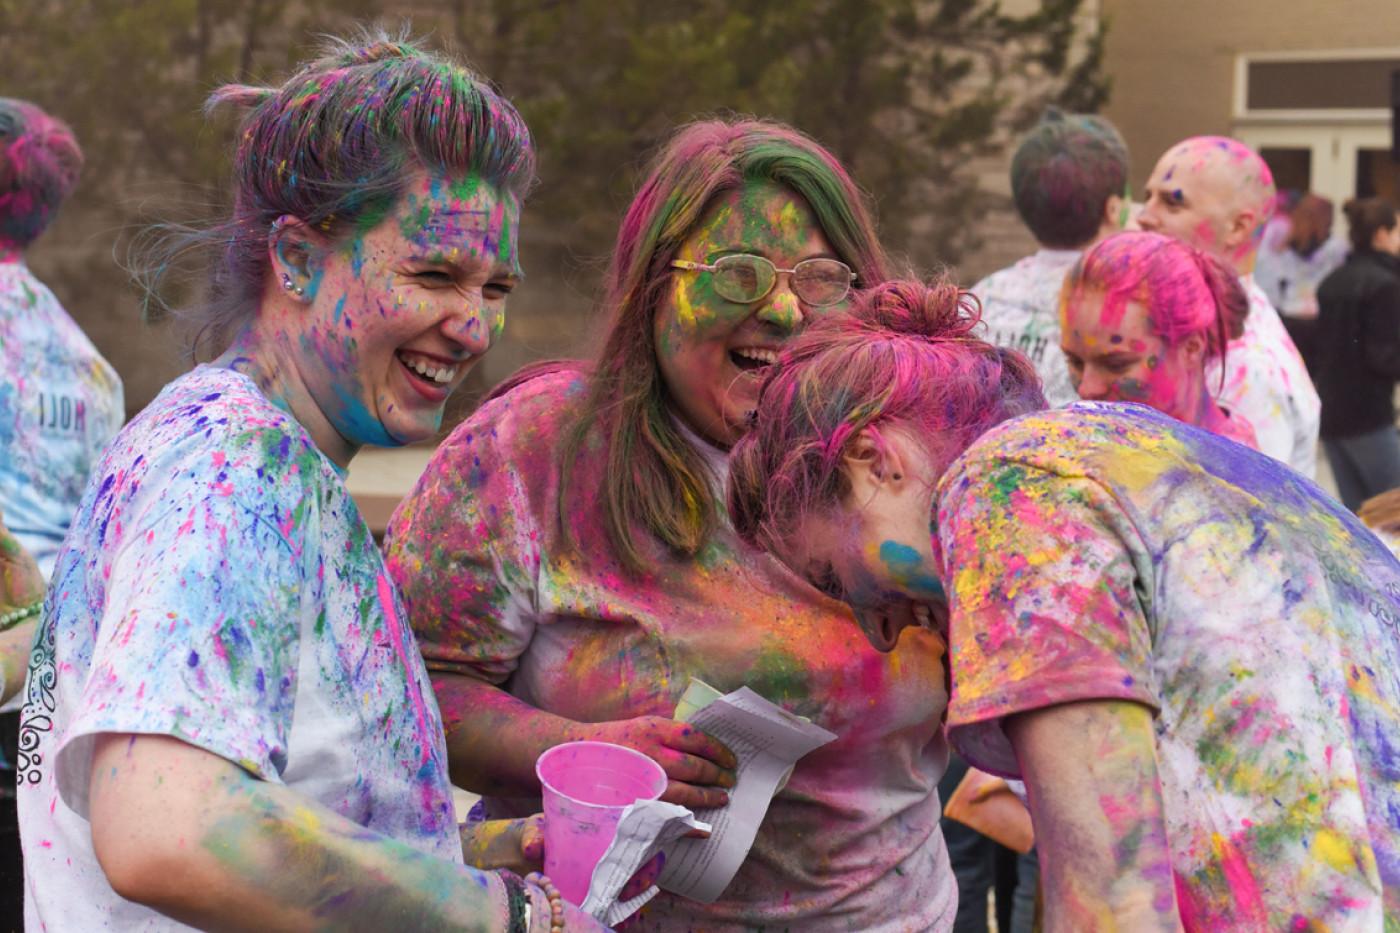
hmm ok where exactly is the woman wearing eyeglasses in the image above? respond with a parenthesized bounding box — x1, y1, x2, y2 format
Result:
(385, 119, 956, 930)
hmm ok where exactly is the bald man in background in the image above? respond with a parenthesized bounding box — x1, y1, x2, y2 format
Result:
(1139, 136, 1321, 477)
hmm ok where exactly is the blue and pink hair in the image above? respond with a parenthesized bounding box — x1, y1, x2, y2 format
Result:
(137, 29, 535, 355)
(0, 98, 83, 253)
(728, 279, 1046, 554)
(1063, 231, 1248, 359)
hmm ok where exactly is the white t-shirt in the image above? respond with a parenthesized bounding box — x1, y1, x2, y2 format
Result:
(942, 402, 1400, 927)
(0, 261, 122, 576)
(17, 365, 460, 931)
(968, 248, 1082, 408)
(1206, 277, 1321, 476)
(1254, 220, 1348, 319)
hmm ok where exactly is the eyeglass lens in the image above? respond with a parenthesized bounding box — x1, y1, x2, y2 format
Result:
(711, 255, 851, 306)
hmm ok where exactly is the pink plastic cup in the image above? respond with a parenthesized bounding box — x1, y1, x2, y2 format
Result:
(536, 740, 668, 905)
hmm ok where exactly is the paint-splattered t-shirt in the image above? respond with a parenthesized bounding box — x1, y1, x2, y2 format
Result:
(386, 368, 955, 932)
(969, 248, 1082, 408)
(17, 365, 459, 932)
(0, 260, 122, 577)
(1207, 277, 1319, 476)
(940, 401, 1400, 930)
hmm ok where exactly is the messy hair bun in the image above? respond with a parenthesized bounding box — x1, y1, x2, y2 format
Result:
(728, 277, 1046, 553)
(849, 279, 983, 341)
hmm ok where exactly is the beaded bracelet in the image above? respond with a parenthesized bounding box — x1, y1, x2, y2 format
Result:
(525, 871, 566, 932)
(500, 870, 530, 933)
(0, 599, 41, 633)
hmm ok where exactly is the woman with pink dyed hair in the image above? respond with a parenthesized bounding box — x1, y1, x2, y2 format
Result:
(728, 279, 1400, 930)
(387, 119, 957, 929)
(1058, 230, 1258, 448)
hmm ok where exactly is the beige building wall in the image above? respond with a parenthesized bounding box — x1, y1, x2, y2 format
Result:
(1101, 0, 1400, 192)
(953, 0, 1105, 282)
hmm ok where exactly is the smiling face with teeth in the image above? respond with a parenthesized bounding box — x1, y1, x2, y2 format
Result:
(273, 170, 521, 463)
(654, 180, 850, 447)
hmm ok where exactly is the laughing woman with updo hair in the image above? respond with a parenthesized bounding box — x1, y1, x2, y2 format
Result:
(18, 32, 603, 932)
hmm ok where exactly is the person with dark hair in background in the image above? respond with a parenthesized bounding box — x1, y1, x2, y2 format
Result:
(0, 95, 123, 922)
(1313, 197, 1400, 511)
(970, 109, 1130, 408)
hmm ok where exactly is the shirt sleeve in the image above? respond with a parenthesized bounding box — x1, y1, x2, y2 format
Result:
(385, 409, 540, 685)
(54, 432, 308, 815)
(940, 459, 1159, 777)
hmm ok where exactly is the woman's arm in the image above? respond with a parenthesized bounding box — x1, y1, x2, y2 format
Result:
(1004, 699, 1182, 933)
(88, 732, 603, 933)
(435, 671, 736, 811)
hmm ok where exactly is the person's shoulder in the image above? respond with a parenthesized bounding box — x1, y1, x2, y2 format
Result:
(0, 261, 46, 306)
(0, 264, 81, 329)
(443, 362, 590, 456)
(124, 367, 329, 491)
(946, 403, 1191, 486)
(1360, 252, 1400, 288)
(969, 254, 1040, 296)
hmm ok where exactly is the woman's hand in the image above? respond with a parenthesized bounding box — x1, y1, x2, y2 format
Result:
(430, 675, 737, 810)
(582, 716, 737, 810)
(0, 507, 44, 611)
(461, 815, 544, 875)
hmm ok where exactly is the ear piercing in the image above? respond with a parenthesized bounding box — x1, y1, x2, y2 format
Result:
(280, 273, 306, 297)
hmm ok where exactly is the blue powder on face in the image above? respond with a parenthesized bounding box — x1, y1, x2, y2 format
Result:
(331, 382, 397, 449)
(878, 541, 946, 599)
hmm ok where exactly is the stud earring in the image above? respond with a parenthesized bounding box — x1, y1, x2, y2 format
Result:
(281, 273, 295, 291)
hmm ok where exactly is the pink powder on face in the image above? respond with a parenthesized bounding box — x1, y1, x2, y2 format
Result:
(1192, 219, 1217, 250)
(1065, 232, 1241, 358)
